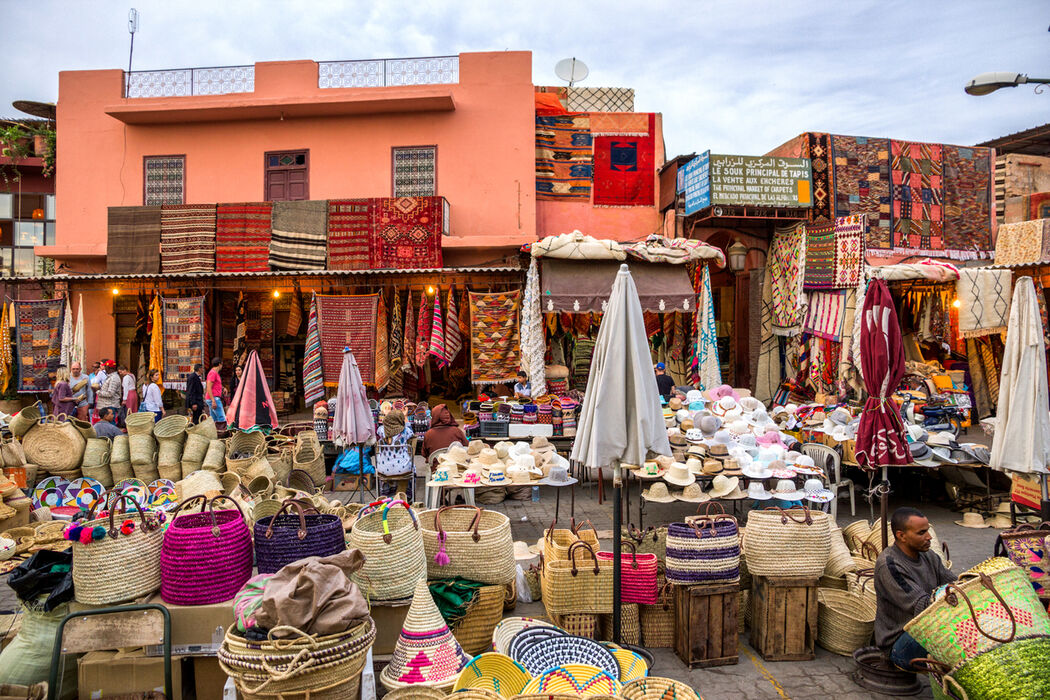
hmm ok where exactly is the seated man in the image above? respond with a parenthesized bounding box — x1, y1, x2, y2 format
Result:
(93, 407, 124, 439)
(874, 506, 957, 671)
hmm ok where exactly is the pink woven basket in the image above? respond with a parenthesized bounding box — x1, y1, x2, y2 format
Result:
(161, 494, 253, 605)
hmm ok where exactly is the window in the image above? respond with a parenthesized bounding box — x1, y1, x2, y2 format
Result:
(264, 150, 309, 201)
(0, 194, 11, 219)
(0, 191, 55, 276)
(392, 146, 437, 197)
(143, 155, 185, 205)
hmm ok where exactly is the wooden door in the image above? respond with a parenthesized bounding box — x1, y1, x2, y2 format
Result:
(264, 150, 309, 201)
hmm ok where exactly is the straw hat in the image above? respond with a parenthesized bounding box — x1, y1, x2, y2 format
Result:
(709, 442, 729, 458)
(654, 454, 674, 468)
(643, 482, 677, 503)
(685, 457, 704, 475)
(380, 579, 471, 690)
(510, 453, 542, 478)
(484, 466, 510, 486)
(470, 449, 503, 470)
(741, 462, 773, 480)
(803, 478, 834, 503)
(955, 512, 989, 529)
(985, 513, 1013, 529)
(721, 482, 748, 500)
(668, 432, 687, 447)
(539, 465, 578, 487)
(702, 458, 723, 475)
(491, 442, 513, 461)
(668, 397, 684, 411)
(675, 483, 710, 503)
(508, 469, 532, 485)
(686, 443, 708, 459)
(443, 445, 470, 467)
(663, 462, 696, 487)
(514, 541, 538, 562)
(467, 440, 486, 457)
(747, 481, 772, 500)
(772, 479, 803, 500)
(636, 461, 667, 480)
(699, 415, 723, 437)
(706, 474, 739, 499)
(680, 419, 695, 432)
(531, 436, 556, 455)
(721, 458, 743, 477)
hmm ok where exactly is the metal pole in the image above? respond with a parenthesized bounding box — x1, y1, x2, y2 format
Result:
(881, 465, 889, 550)
(612, 460, 622, 644)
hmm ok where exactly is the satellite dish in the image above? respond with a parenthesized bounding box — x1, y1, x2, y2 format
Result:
(555, 57, 589, 87)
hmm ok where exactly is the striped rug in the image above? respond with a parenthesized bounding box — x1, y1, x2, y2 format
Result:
(161, 204, 216, 273)
(216, 202, 272, 272)
(107, 206, 161, 273)
(327, 199, 373, 270)
(269, 200, 328, 270)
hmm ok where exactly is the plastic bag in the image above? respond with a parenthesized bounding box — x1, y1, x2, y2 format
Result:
(7, 550, 74, 611)
(515, 564, 532, 604)
(0, 603, 78, 698)
(334, 445, 374, 474)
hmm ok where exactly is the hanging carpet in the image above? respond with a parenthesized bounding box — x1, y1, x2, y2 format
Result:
(303, 294, 325, 406)
(468, 290, 521, 385)
(372, 196, 444, 269)
(161, 295, 207, 391)
(327, 198, 373, 270)
(768, 222, 806, 334)
(592, 113, 655, 206)
(160, 204, 216, 273)
(107, 206, 161, 274)
(216, 202, 272, 272)
(316, 294, 386, 388)
(14, 298, 64, 393)
(957, 268, 1012, 338)
(535, 114, 593, 201)
(804, 290, 846, 342)
(268, 200, 328, 270)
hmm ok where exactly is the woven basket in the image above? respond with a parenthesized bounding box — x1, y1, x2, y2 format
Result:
(154, 414, 189, 440)
(382, 688, 444, 700)
(182, 432, 210, 465)
(132, 460, 160, 483)
(292, 435, 326, 486)
(349, 500, 426, 602)
(110, 434, 130, 463)
(178, 470, 224, 501)
(995, 522, 1050, 598)
(72, 494, 165, 604)
(639, 581, 674, 647)
(551, 613, 599, 639)
(82, 437, 111, 467)
(81, 463, 113, 489)
(157, 459, 181, 483)
(22, 416, 85, 476)
(266, 446, 294, 485)
(816, 588, 877, 656)
(245, 457, 276, 481)
(843, 520, 871, 552)
(825, 527, 856, 578)
(905, 567, 1050, 667)
(203, 439, 226, 471)
(230, 430, 267, 456)
(492, 617, 559, 655)
(819, 574, 849, 590)
(846, 568, 877, 605)
(742, 506, 830, 578)
(452, 584, 507, 655)
(8, 405, 40, 438)
(68, 417, 96, 439)
(253, 500, 346, 574)
(186, 414, 218, 441)
(621, 523, 667, 561)
(158, 436, 184, 466)
(161, 495, 253, 605)
(667, 504, 740, 586)
(622, 676, 701, 700)
(600, 604, 641, 645)
(129, 433, 157, 465)
(125, 411, 156, 435)
(227, 447, 261, 477)
(252, 497, 282, 524)
(542, 541, 614, 616)
(949, 634, 1050, 699)
(597, 543, 659, 604)
(421, 505, 515, 585)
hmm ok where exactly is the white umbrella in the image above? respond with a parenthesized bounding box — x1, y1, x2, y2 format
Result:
(331, 348, 376, 448)
(570, 263, 670, 642)
(990, 276, 1050, 475)
(71, 293, 85, 369)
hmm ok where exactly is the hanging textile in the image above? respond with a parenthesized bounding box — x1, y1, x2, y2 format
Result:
(979, 336, 1001, 405)
(415, 291, 432, 369)
(837, 289, 863, 394)
(468, 290, 522, 385)
(71, 294, 85, 372)
(428, 290, 448, 368)
(389, 291, 403, 374)
(966, 338, 992, 419)
(375, 292, 389, 392)
(0, 302, 10, 395)
(957, 268, 1012, 338)
(694, 265, 721, 391)
(520, 257, 546, 395)
(402, 291, 417, 377)
(286, 285, 303, 337)
(315, 294, 386, 388)
(149, 295, 164, 384)
(803, 290, 846, 342)
(303, 294, 325, 406)
(444, 287, 464, 366)
(60, 296, 73, 368)
(161, 296, 207, 391)
(754, 266, 781, 403)
(768, 222, 806, 335)
(233, 292, 247, 368)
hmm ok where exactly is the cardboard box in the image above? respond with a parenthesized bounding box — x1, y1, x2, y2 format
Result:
(144, 595, 235, 656)
(78, 650, 183, 700)
(192, 656, 227, 700)
(371, 600, 410, 656)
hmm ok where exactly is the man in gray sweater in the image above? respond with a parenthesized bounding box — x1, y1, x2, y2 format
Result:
(874, 507, 957, 671)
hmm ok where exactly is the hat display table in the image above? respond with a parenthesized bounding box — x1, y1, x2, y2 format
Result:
(750, 575, 819, 661)
(673, 583, 739, 668)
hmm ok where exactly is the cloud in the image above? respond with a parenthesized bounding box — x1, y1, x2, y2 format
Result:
(3, 0, 1048, 156)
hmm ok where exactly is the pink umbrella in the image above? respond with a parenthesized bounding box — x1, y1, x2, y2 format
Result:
(226, 350, 279, 430)
(331, 348, 376, 447)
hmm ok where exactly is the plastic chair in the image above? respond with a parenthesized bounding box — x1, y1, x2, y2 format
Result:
(375, 441, 415, 500)
(424, 446, 448, 508)
(801, 442, 855, 521)
(49, 604, 172, 700)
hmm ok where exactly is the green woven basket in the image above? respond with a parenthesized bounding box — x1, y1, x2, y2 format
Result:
(904, 567, 1050, 667)
(950, 635, 1050, 700)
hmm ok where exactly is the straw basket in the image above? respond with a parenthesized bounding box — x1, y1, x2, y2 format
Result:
(182, 432, 210, 465)
(597, 542, 658, 604)
(292, 434, 326, 486)
(82, 437, 111, 467)
(266, 446, 294, 485)
(219, 618, 376, 700)
(843, 520, 872, 552)
(22, 416, 85, 476)
(81, 463, 113, 489)
(154, 414, 189, 440)
(157, 439, 183, 482)
(229, 430, 267, 457)
(742, 506, 831, 578)
(492, 617, 559, 655)
(8, 405, 40, 438)
(621, 676, 702, 700)
(178, 470, 224, 501)
(227, 447, 262, 478)
(244, 457, 275, 481)
(129, 433, 157, 465)
(349, 500, 425, 602)
(825, 527, 856, 578)
(600, 603, 641, 645)
(186, 414, 218, 441)
(253, 501, 346, 574)
(948, 634, 1050, 700)
(541, 541, 614, 615)
(69, 417, 96, 439)
(72, 495, 165, 604)
(667, 504, 740, 586)
(109, 460, 134, 484)
(995, 522, 1050, 598)
(161, 495, 253, 605)
(452, 584, 507, 655)
(420, 505, 515, 584)
(904, 567, 1050, 667)
(639, 581, 674, 647)
(110, 434, 130, 463)
(621, 523, 667, 561)
(132, 460, 160, 483)
(816, 588, 877, 656)
(203, 439, 226, 471)
(382, 688, 444, 700)
(550, 613, 599, 639)
(125, 411, 156, 435)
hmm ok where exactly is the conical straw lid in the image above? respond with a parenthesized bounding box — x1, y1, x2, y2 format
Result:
(380, 578, 471, 690)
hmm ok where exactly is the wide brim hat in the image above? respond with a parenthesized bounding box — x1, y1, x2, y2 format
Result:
(531, 436, 556, 454)
(443, 446, 470, 467)
(663, 463, 696, 487)
(701, 458, 723, 476)
(457, 467, 487, 487)
(910, 443, 938, 467)
(804, 487, 835, 503)
(985, 514, 1013, 529)
(483, 468, 510, 486)
(772, 480, 804, 500)
(426, 466, 459, 487)
(675, 484, 711, 503)
(643, 483, 677, 503)
(930, 446, 958, 464)
(927, 431, 958, 448)
(380, 579, 471, 690)
(539, 468, 578, 487)
(742, 466, 773, 480)
(721, 458, 743, 477)
(466, 440, 486, 456)
(955, 512, 989, 529)
(513, 541, 538, 561)
(747, 483, 773, 500)
(721, 484, 748, 500)
(636, 460, 667, 480)
(706, 475, 739, 498)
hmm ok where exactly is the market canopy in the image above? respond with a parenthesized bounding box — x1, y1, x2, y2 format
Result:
(540, 259, 695, 313)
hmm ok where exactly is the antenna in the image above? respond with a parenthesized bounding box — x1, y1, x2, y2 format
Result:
(555, 57, 589, 87)
(126, 8, 139, 97)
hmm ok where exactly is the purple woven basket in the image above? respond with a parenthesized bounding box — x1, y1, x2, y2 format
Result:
(665, 512, 741, 585)
(253, 499, 346, 574)
(161, 495, 253, 605)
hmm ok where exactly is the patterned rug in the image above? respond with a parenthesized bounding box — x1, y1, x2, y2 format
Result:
(536, 115, 593, 201)
(468, 290, 521, 385)
(15, 298, 64, 393)
(216, 203, 273, 272)
(593, 114, 655, 207)
(372, 196, 444, 269)
(161, 296, 206, 391)
(416, 289, 432, 369)
(388, 291, 403, 373)
(269, 200, 327, 270)
(957, 269, 1012, 338)
(803, 221, 836, 290)
(327, 199, 374, 270)
(316, 294, 382, 387)
(994, 219, 1050, 266)
(804, 290, 846, 341)
(428, 292, 447, 367)
(444, 288, 463, 365)
(769, 222, 806, 334)
(303, 294, 325, 405)
(589, 112, 650, 136)
(402, 291, 417, 376)
(942, 145, 993, 256)
(806, 132, 834, 222)
(108, 206, 161, 274)
(890, 140, 944, 253)
(832, 215, 865, 288)
(160, 204, 216, 273)
(831, 135, 891, 250)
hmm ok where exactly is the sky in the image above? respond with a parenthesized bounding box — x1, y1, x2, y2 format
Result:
(3, 0, 1048, 156)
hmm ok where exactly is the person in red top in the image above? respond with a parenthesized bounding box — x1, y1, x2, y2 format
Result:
(422, 404, 468, 459)
(205, 357, 227, 429)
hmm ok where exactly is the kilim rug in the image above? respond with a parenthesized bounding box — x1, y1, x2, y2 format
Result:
(890, 140, 944, 255)
(804, 291, 846, 341)
(303, 294, 325, 405)
(269, 200, 328, 270)
(327, 199, 374, 270)
(536, 114, 593, 201)
(161, 296, 206, 391)
(806, 133, 834, 222)
(468, 290, 521, 385)
(427, 291, 448, 368)
(216, 203, 272, 272)
(942, 145, 993, 257)
(402, 291, 417, 376)
(832, 215, 865, 288)
(696, 265, 721, 391)
(830, 135, 891, 250)
(388, 291, 403, 373)
(15, 298, 64, 393)
(994, 219, 1049, 267)
(957, 269, 1012, 338)
(160, 204, 216, 273)
(803, 221, 836, 290)
(769, 222, 806, 334)
(589, 112, 650, 136)
(572, 336, 595, 391)
(372, 196, 444, 269)
(444, 288, 463, 365)
(566, 87, 635, 112)
(415, 291, 432, 369)
(1032, 192, 1050, 221)
(108, 206, 161, 274)
(593, 113, 655, 207)
(316, 294, 382, 387)
(374, 292, 389, 391)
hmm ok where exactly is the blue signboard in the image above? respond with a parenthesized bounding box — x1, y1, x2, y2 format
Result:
(681, 151, 711, 215)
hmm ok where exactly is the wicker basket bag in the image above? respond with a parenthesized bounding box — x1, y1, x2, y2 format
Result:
(8, 404, 40, 438)
(451, 584, 507, 655)
(202, 439, 226, 471)
(541, 541, 614, 615)
(639, 579, 674, 647)
(157, 439, 184, 482)
(420, 505, 515, 584)
(72, 494, 165, 604)
(80, 437, 114, 488)
(666, 502, 740, 586)
(154, 414, 189, 440)
(266, 445, 294, 485)
(186, 414, 218, 441)
(253, 500, 346, 574)
(125, 411, 156, 435)
(742, 506, 831, 578)
(816, 588, 877, 656)
(22, 416, 85, 476)
(349, 500, 426, 602)
(182, 432, 211, 465)
(292, 433, 326, 486)
(994, 521, 1050, 599)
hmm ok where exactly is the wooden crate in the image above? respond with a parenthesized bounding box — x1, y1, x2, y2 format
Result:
(673, 583, 739, 668)
(750, 575, 818, 661)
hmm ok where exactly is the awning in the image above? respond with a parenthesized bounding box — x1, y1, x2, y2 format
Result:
(540, 259, 695, 313)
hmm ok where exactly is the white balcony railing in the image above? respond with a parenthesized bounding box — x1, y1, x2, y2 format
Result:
(318, 55, 458, 89)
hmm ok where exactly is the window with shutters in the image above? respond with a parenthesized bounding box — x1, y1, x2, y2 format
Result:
(264, 150, 309, 201)
(392, 146, 437, 197)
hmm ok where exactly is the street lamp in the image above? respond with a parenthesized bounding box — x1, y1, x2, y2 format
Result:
(727, 240, 748, 272)
(965, 72, 1050, 96)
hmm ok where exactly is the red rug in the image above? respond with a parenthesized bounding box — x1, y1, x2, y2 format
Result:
(592, 113, 655, 206)
(316, 294, 382, 387)
(216, 203, 272, 272)
(468, 290, 521, 385)
(327, 199, 374, 270)
(371, 196, 443, 269)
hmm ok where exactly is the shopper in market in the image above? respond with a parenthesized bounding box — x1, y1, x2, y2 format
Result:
(95, 360, 122, 420)
(69, 361, 92, 421)
(93, 407, 123, 439)
(874, 507, 957, 671)
(376, 409, 415, 500)
(422, 404, 468, 458)
(206, 357, 227, 429)
(185, 363, 205, 423)
(50, 365, 75, 417)
(118, 364, 138, 424)
(654, 362, 675, 398)
(139, 369, 165, 421)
